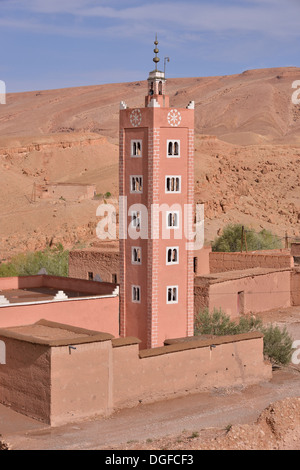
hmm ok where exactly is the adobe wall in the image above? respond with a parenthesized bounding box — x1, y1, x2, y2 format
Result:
(291, 243, 300, 258)
(208, 270, 291, 318)
(69, 250, 120, 283)
(194, 246, 211, 275)
(0, 297, 119, 337)
(210, 251, 293, 273)
(0, 331, 272, 426)
(0, 337, 51, 422)
(112, 334, 272, 410)
(291, 269, 300, 306)
(194, 283, 209, 314)
(37, 183, 96, 201)
(68, 246, 210, 285)
(50, 341, 113, 426)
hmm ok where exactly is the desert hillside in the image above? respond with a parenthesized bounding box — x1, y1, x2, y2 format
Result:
(1, 67, 300, 145)
(0, 67, 299, 259)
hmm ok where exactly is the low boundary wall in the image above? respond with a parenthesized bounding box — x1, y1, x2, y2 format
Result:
(291, 269, 300, 306)
(69, 250, 120, 283)
(210, 251, 293, 273)
(0, 321, 272, 426)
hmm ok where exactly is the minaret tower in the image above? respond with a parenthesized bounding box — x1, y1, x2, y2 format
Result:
(119, 37, 195, 349)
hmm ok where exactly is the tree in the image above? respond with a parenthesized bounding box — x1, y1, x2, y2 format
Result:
(212, 224, 282, 252)
(0, 244, 69, 278)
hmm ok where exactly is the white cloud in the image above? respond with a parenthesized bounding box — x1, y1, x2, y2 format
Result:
(1, 0, 300, 40)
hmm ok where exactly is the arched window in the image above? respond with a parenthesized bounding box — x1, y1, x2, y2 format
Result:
(167, 286, 178, 303)
(167, 140, 180, 158)
(166, 247, 179, 264)
(174, 141, 179, 156)
(131, 211, 141, 230)
(131, 176, 143, 193)
(167, 211, 179, 228)
(132, 286, 141, 302)
(131, 140, 142, 157)
(158, 81, 163, 95)
(165, 176, 181, 193)
(132, 247, 142, 264)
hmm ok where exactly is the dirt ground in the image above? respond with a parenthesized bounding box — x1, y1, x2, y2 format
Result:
(0, 368, 299, 451)
(0, 306, 299, 451)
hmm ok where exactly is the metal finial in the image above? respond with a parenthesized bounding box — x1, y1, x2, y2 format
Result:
(153, 34, 160, 71)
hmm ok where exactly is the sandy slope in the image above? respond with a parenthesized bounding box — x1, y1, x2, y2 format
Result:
(1, 67, 300, 145)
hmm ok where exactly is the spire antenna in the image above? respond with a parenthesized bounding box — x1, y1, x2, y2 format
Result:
(153, 34, 160, 71)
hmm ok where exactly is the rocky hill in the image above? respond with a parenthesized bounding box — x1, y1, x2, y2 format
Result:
(0, 67, 299, 259)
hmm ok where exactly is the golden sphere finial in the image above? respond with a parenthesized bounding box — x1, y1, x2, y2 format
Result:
(153, 34, 160, 70)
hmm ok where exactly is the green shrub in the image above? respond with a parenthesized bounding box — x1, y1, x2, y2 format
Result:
(194, 308, 239, 336)
(261, 324, 293, 366)
(194, 308, 294, 365)
(212, 224, 282, 252)
(0, 244, 69, 278)
(236, 314, 263, 333)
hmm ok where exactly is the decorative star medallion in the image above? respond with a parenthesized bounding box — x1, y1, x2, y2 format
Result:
(130, 109, 142, 127)
(167, 109, 182, 127)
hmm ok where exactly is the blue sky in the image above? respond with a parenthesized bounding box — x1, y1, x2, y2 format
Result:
(1, 0, 300, 92)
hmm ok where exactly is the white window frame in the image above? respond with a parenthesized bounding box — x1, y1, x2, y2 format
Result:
(131, 247, 142, 265)
(166, 247, 179, 265)
(166, 211, 179, 229)
(131, 210, 141, 229)
(167, 140, 180, 158)
(167, 286, 178, 304)
(131, 140, 142, 158)
(130, 175, 143, 194)
(132, 285, 141, 303)
(165, 176, 181, 193)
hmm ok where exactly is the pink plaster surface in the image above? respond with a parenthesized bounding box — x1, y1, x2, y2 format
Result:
(119, 93, 195, 349)
(0, 276, 119, 337)
(194, 246, 211, 275)
(196, 268, 291, 318)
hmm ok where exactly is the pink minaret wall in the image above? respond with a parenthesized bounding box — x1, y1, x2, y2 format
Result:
(119, 51, 195, 349)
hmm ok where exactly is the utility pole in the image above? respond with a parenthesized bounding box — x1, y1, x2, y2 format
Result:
(241, 226, 244, 253)
(244, 229, 248, 252)
(285, 231, 289, 249)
